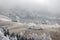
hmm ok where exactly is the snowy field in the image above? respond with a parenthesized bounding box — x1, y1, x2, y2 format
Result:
(0, 15, 60, 40)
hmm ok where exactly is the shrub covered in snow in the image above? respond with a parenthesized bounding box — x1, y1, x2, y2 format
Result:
(27, 23, 44, 30)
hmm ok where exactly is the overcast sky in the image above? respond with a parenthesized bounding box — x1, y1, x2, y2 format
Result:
(0, 0, 60, 16)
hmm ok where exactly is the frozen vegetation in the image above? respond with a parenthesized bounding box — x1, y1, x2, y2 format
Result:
(0, 28, 52, 40)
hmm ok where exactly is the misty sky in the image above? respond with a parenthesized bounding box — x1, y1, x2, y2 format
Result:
(0, 0, 60, 16)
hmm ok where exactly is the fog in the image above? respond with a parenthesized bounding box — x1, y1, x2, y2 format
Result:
(0, 0, 60, 17)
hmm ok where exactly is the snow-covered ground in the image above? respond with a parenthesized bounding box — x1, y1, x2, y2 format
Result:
(0, 15, 11, 22)
(27, 23, 60, 30)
